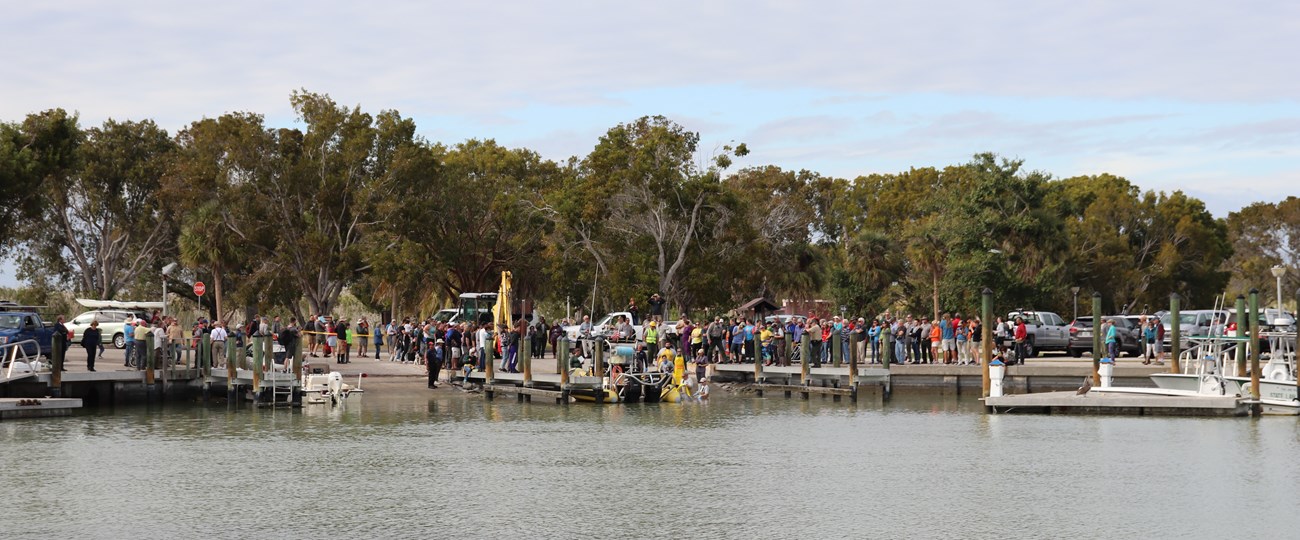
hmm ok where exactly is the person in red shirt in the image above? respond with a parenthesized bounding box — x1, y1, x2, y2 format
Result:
(1013, 317, 1028, 365)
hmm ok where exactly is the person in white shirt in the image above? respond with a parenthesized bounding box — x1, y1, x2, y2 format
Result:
(210, 322, 229, 367)
(476, 325, 490, 370)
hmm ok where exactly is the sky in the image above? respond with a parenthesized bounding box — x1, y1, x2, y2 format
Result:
(2, 1, 1299, 286)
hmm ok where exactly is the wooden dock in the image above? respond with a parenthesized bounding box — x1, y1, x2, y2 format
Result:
(984, 391, 1250, 416)
(0, 397, 83, 420)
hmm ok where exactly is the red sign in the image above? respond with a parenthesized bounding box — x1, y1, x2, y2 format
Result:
(194, 281, 206, 297)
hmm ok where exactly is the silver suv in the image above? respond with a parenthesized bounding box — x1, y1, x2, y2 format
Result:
(67, 310, 148, 349)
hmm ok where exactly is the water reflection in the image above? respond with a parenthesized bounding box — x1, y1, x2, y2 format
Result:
(1, 382, 1298, 538)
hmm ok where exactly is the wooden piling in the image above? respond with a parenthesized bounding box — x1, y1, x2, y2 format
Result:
(292, 328, 303, 406)
(484, 330, 495, 386)
(145, 343, 156, 402)
(226, 332, 238, 403)
(753, 333, 763, 383)
(831, 331, 842, 368)
(558, 337, 570, 386)
(522, 338, 533, 387)
(1248, 289, 1261, 403)
(1170, 293, 1182, 374)
(800, 333, 810, 385)
(1234, 296, 1247, 377)
(847, 333, 858, 403)
(252, 336, 263, 405)
(593, 340, 604, 405)
(1092, 291, 1102, 385)
(881, 325, 892, 370)
(50, 336, 63, 398)
(981, 288, 992, 398)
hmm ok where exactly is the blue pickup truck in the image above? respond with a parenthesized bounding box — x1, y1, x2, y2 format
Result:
(0, 309, 56, 358)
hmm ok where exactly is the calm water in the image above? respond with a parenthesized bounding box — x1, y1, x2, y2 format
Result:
(2, 383, 1298, 539)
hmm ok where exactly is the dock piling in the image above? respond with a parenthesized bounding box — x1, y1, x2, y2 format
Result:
(981, 288, 992, 398)
(1092, 291, 1102, 385)
(1234, 295, 1247, 376)
(1170, 293, 1182, 374)
(1249, 289, 1261, 405)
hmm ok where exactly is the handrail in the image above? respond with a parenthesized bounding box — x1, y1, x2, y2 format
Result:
(1, 339, 41, 380)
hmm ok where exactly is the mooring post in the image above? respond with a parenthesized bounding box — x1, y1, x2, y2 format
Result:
(145, 342, 156, 402)
(753, 332, 763, 383)
(292, 328, 303, 406)
(1092, 292, 1102, 385)
(226, 331, 238, 404)
(522, 338, 533, 387)
(1234, 295, 1247, 376)
(484, 328, 495, 387)
(800, 333, 810, 385)
(982, 288, 993, 398)
(252, 336, 263, 406)
(50, 334, 63, 398)
(1249, 289, 1261, 403)
(1170, 293, 1182, 374)
(200, 333, 211, 401)
(831, 331, 842, 368)
(848, 331, 858, 402)
(593, 339, 604, 405)
(881, 324, 892, 370)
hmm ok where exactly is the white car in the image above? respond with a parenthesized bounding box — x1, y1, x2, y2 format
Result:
(67, 310, 148, 349)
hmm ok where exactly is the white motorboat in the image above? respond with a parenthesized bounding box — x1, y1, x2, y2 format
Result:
(1095, 351, 1240, 398)
(1225, 332, 1298, 414)
(302, 371, 364, 405)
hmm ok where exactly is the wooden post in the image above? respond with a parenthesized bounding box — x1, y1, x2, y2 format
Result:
(558, 337, 570, 384)
(50, 335, 63, 398)
(881, 324, 892, 370)
(1170, 293, 1182, 374)
(753, 332, 763, 383)
(593, 339, 605, 405)
(1234, 295, 1247, 377)
(293, 328, 303, 406)
(252, 336, 263, 405)
(484, 329, 495, 385)
(522, 337, 533, 387)
(849, 330, 860, 367)
(1249, 289, 1261, 402)
(831, 331, 842, 368)
(1092, 291, 1102, 385)
(800, 333, 810, 385)
(1295, 287, 1299, 396)
(226, 332, 238, 403)
(145, 341, 156, 403)
(847, 331, 858, 402)
(981, 288, 992, 398)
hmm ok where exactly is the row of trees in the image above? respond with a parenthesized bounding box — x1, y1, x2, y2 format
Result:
(1, 91, 1294, 323)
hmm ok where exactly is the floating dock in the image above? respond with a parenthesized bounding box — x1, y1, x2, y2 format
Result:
(984, 391, 1250, 416)
(0, 397, 83, 420)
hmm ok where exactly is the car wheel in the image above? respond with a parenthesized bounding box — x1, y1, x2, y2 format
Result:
(1069, 348, 1083, 358)
(1024, 339, 1037, 358)
(113, 333, 125, 349)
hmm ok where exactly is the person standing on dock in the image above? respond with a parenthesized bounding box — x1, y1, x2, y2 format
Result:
(123, 317, 136, 368)
(1103, 319, 1119, 359)
(1012, 316, 1028, 365)
(808, 318, 823, 368)
(211, 321, 228, 367)
(140, 320, 157, 367)
(81, 321, 100, 371)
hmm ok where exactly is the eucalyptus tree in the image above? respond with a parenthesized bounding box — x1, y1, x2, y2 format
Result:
(17, 115, 175, 299)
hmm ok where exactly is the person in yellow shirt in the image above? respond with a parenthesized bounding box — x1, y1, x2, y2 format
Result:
(656, 342, 675, 372)
(760, 324, 774, 365)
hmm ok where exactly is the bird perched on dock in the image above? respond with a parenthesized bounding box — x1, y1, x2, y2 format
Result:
(1076, 376, 1092, 396)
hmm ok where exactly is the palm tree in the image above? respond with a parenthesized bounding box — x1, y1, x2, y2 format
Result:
(178, 202, 240, 321)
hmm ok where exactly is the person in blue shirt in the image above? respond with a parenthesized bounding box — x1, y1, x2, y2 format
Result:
(123, 318, 136, 368)
(940, 313, 955, 364)
(742, 320, 756, 363)
(1104, 319, 1119, 359)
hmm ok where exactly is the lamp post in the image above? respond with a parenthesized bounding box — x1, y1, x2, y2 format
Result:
(1071, 286, 1080, 321)
(161, 262, 178, 317)
(1271, 265, 1286, 313)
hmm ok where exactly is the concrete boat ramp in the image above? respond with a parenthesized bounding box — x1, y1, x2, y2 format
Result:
(984, 391, 1250, 416)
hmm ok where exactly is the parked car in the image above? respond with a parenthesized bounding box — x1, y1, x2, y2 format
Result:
(1067, 316, 1142, 357)
(67, 310, 148, 349)
(1006, 310, 1070, 357)
(0, 309, 56, 357)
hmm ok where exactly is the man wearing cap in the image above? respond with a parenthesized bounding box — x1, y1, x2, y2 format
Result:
(644, 320, 659, 351)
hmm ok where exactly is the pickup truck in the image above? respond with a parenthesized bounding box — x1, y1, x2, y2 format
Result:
(0, 310, 56, 358)
(1007, 310, 1069, 357)
(564, 311, 644, 343)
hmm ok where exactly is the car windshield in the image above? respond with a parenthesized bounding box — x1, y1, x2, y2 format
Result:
(432, 310, 455, 323)
(595, 315, 615, 327)
(0, 315, 24, 329)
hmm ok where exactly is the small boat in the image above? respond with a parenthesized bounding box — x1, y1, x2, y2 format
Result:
(302, 371, 364, 405)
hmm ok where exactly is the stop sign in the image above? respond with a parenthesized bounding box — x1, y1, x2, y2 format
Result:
(194, 281, 206, 297)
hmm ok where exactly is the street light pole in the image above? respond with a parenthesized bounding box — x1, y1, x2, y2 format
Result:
(1271, 265, 1286, 314)
(1071, 286, 1080, 321)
